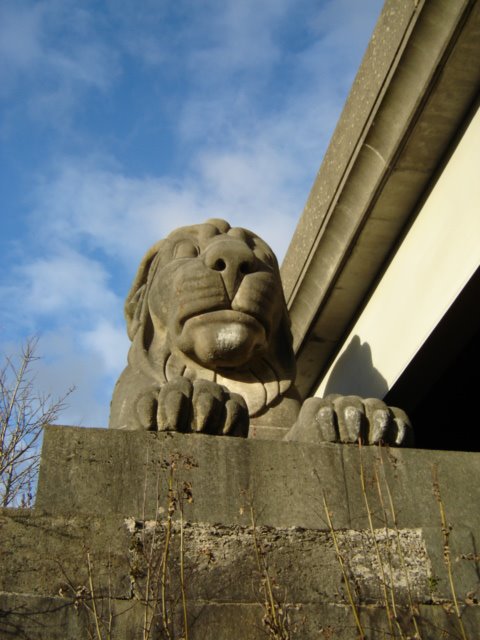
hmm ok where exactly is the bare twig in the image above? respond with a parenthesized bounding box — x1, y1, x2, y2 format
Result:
(134, 453, 194, 640)
(358, 444, 396, 638)
(160, 464, 175, 639)
(0, 337, 73, 506)
(432, 465, 469, 640)
(246, 494, 291, 640)
(377, 449, 421, 638)
(180, 499, 188, 640)
(322, 491, 366, 640)
(86, 551, 104, 640)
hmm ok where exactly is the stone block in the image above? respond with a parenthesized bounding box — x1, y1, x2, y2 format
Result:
(1, 425, 479, 638)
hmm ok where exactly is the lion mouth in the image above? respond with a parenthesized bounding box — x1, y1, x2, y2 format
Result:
(176, 310, 268, 368)
(179, 308, 269, 336)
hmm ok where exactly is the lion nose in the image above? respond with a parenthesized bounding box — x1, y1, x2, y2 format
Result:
(204, 240, 257, 300)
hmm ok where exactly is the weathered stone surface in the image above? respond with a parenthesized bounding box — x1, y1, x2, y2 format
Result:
(36, 425, 480, 530)
(2, 425, 479, 637)
(2, 594, 480, 639)
(0, 593, 142, 640)
(0, 512, 432, 606)
(109, 218, 300, 440)
(108, 217, 412, 445)
(34, 426, 480, 603)
(0, 510, 132, 598)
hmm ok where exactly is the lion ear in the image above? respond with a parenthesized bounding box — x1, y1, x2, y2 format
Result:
(125, 241, 164, 341)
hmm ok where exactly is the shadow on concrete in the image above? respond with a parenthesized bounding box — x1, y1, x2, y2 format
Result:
(323, 335, 389, 399)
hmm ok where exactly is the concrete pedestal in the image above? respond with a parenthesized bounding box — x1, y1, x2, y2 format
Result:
(1, 425, 479, 638)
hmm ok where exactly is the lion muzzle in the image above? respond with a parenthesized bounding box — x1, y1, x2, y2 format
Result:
(177, 310, 267, 369)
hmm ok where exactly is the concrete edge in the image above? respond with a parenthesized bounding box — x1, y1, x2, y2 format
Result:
(280, 0, 480, 397)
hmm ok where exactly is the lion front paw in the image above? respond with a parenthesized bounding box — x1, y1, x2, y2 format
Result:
(149, 378, 248, 437)
(284, 395, 413, 447)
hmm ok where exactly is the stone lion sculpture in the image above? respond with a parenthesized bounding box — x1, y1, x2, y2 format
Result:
(109, 218, 412, 445)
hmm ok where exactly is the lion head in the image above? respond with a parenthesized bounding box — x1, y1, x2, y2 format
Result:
(109, 219, 300, 438)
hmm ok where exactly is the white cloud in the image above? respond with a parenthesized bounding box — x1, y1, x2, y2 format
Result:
(29, 141, 303, 270)
(30, 329, 114, 427)
(0, 329, 115, 428)
(82, 319, 129, 376)
(186, 0, 289, 77)
(16, 249, 120, 317)
(31, 161, 202, 266)
(178, 0, 383, 147)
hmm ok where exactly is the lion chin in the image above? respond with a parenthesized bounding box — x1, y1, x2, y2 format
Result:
(177, 310, 267, 369)
(109, 218, 301, 440)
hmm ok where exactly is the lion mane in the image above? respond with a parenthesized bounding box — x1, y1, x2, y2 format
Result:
(109, 218, 301, 438)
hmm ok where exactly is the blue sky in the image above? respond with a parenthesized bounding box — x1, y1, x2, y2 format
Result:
(0, 0, 383, 427)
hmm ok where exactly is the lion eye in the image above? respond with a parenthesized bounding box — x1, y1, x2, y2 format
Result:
(173, 240, 199, 259)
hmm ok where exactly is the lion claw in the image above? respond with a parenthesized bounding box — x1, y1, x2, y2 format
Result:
(153, 378, 248, 437)
(157, 378, 192, 432)
(285, 395, 413, 447)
